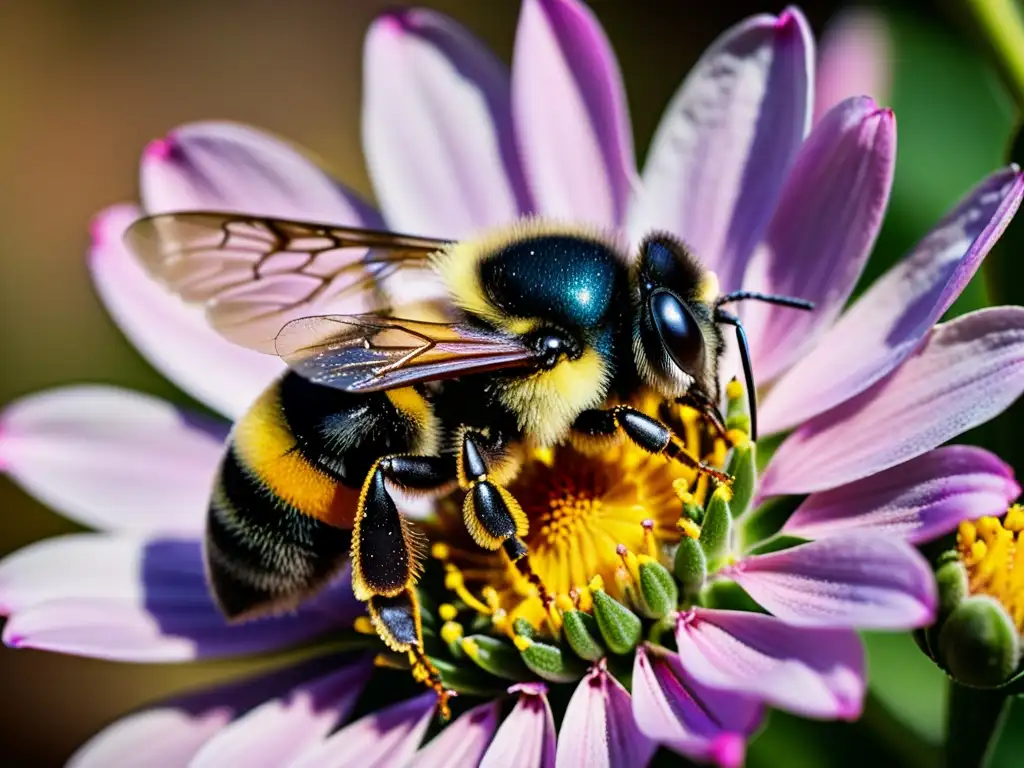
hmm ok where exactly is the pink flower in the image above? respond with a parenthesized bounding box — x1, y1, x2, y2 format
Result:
(1, 3, 1022, 767)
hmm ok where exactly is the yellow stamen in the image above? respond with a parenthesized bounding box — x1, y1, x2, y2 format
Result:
(461, 637, 481, 661)
(513, 634, 533, 652)
(726, 428, 750, 448)
(957, 512, 1024, 631)
(440, 621, 464, 645)
(444, 564, 494, 615)
(431, 542, 451, 561)
(374, 653, 408, 670)
(726, 379, 744, 402)
(678, 518, 701, 539)
(555, 594, 575, 613)
(438, 603, 458, 622)
(353, 616, 375, 635)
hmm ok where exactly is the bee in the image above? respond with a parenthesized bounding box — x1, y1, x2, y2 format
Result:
(126, 213, 812, 715)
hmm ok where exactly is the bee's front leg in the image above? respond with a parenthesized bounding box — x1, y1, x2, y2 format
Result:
(353, 454, 457, 719)
(571, 406, 732, 484)
(456, 430, 552, 607)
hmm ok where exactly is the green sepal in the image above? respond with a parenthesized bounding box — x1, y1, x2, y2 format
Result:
(674, 536, 707, 599)
(938, 595, 1022, 688)
(461, 634, 531, 681)
(513, 617, 536, 640)
(699, 487, 733, 571)
(592, 589, 642, 655)
(724, 441, 756, 518)
(935, 555, 969, 622)
(516, 637, 587, 683)
(562, 610, 606, 661)
(636, 558, 679, 618)
(431, 656, 506, 697)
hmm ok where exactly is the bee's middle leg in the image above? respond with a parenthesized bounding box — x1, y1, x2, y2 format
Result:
(457, 430, 552, 606)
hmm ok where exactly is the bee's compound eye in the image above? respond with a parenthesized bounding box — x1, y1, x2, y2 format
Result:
(650, 290, 704, 373)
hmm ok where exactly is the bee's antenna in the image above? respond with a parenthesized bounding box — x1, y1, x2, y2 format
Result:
(714, 309, 758, 441)
(715, 291, 815, 311)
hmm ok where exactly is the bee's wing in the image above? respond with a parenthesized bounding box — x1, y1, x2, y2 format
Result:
(276, 314, 539, 392)
(124, 212, 450, 354)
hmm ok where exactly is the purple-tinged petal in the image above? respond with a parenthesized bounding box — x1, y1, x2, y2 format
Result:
(512, 0, 636, 226)
(0, 535, 359, 661)
(140, 121, 381, 225)
(481, 684, 556, 768)
(629, 8, 812, 289)
(190, 661, 372, 768)
(0, 386, 224, 534)
(743, 97, 895, 381)
(676, 608, 865, 720)
(413, 700, 501, 768)
(814, 8, 892, 123)
(363, 8, 530, 239)
(90, 204, 283, 420)
(784, 446, 1020, 544)
(761, 307, 1024, 495)
(288, 693, 435, 768)
(760, 167, 1024, 435)
(556, 661, 655, 768)
(68, 655, 349, 768)
(729, 533, 936, 629)
(632, 644, 761, 768)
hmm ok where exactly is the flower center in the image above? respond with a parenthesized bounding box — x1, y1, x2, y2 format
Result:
(957, 505, 1024, 631)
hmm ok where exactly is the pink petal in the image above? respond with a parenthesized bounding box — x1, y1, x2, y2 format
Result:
(480, 684, 556, 768)
(743, 97, 895, 381)
(413, 700, 501, 768)
(730, 533, 937, 629)
(676, 608, 865, 720)
(760, 167, 1024, 435)
(363, 8, 530, 239)
(0, 535, 359, 661)
(288, 693, 435, 768)
(629, 8, 812, 290)
(814, 8, 892, 123)
(140, 121, 381, 225)
(68, 656, 346, 768)
(784, 446, 1020, 544)
(90, 204, 284, 420)
(632, 644, 761, 767)
(189, 661, 372, 768)
(761, 307, 1024, 495)
(512, 0, 636, 226)
(556, 661, 655, 768)
(0, 386, 223, 534)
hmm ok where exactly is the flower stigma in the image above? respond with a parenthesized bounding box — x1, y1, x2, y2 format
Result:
(957, 505, 1024, 631)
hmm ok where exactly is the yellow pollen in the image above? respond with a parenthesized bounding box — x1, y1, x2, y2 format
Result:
(440, 621, 464, 645)
(555, 594, 575, 613)
(438, 603, 458, 622)
(726, 379, 744, 402)
(957, 512, 1024, 631)
(353, 616, 375, 635)
(678, 518, 701, 539)
(431, 542, 451, 561)
(726, 428, 750, 448)
(513, 634, 534, 652)
(589, 574, 606, 593)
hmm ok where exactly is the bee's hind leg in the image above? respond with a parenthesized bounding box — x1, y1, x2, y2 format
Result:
(457, 430, 552, 608)
(353, 454, 458, 718)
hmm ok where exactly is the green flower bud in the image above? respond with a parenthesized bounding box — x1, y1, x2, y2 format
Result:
(935, 554, 969, 621)
(592, 588, 642, 655)
(562, 610, 605, 661)
(938, 596, 1022, 688)
(636, 557, 679, 618)
(725, 440, 756, 518)
(674, 536, 707, 598)
(432, 655, 505, 697)
(699, 487, 733, 571)
(513, 617, 536, 640)
(514, 635, 587, 683)
(725, 377, 751, 435)
(461, 634, 531, 681)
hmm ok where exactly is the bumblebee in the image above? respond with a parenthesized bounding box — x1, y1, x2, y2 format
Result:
(126, 213, 812, 715)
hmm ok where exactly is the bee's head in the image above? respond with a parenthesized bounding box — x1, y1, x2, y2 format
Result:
(633, 235, 723, 402)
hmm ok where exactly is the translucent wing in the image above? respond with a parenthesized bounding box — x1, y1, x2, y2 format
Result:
(276, 315, 540, 392)
(124, 212, 450, 353)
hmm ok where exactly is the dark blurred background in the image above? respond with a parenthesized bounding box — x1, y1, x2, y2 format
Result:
(0, 0, 1017, 764)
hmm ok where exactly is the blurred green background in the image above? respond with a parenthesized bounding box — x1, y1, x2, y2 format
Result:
(0, 0, 1020, 764)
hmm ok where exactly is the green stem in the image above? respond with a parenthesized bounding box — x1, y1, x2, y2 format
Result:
(961, 0, 1024, 110)
(944, 681, 1012, 767)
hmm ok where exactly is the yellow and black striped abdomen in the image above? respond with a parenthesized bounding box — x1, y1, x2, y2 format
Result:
(205, 371, 438, 620)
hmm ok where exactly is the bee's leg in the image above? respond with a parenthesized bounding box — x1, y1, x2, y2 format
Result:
(367, 588, 454, 720)
(353, 454, 457, 716)
(571, 406, 732, 484)
(457, 431, 552, 607)
(673, 391, 731, 445)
